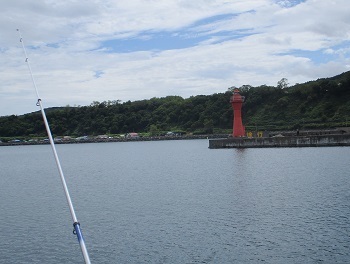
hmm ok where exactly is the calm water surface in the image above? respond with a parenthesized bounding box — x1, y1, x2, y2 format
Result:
(0, 140, 349, 263)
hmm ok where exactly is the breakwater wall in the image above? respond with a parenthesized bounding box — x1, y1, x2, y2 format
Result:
(209, 134, 350, 149)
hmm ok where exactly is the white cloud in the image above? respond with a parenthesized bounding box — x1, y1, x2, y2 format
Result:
(0, 0, 350, 116)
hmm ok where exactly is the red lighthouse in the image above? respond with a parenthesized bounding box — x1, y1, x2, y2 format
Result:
(230, 88, 245, 137)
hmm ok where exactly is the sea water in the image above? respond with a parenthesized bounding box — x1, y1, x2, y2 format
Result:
(0, 140, 349, 263)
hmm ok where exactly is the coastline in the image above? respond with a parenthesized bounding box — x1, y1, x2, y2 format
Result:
(0, 134, 223, 147)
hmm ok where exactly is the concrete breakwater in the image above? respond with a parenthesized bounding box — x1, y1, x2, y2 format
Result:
(209, 134, 350, 149)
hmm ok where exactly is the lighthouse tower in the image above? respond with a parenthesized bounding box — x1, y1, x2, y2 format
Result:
(230, 89, 245, 137)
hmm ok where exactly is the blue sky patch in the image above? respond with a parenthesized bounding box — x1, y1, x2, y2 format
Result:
(100, 13, 253, 53)
(279, 49, 337, 64)
(94, 70, 104, 78)
(102, 32, 207, 52)
(46, 43, 60, 48)
(276, 0, 306, 8)
(282, 40, 350, 64)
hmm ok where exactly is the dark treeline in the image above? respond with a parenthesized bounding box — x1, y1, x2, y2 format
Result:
(1, 71, 350, 138)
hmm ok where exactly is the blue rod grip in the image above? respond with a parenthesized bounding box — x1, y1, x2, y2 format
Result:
(73, 222, 84, 242)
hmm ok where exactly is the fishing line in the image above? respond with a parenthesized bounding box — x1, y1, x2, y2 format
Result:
(16, 29, 91, 264)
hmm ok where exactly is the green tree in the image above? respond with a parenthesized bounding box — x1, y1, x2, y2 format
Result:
(277, 78, 289, 89)
(149, 124, 159, 136)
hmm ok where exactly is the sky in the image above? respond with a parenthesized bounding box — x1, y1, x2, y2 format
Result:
(1, 0, 350, 116)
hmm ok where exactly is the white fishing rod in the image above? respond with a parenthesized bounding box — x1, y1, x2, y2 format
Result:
(17, 29, 91, 264)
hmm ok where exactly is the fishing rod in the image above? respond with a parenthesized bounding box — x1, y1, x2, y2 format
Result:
(17, 29, 91, 264)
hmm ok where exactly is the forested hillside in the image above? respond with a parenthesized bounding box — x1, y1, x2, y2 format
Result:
(1, 71, 350, 138)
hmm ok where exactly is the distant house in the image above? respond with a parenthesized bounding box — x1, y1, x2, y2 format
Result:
(76, 136, 89, 141)
(126, 132, 139, 138)
(166, 131, 184, 136)
(96, 135, 108, 139)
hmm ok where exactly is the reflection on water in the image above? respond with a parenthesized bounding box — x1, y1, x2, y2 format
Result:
(0, 141, 349, 263)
